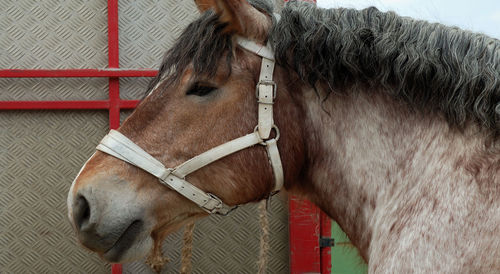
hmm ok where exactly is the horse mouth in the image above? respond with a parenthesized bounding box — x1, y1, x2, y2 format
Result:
(102, 220, 144, 262)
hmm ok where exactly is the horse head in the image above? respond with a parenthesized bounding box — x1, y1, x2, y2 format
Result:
(67, 0, 304, 262)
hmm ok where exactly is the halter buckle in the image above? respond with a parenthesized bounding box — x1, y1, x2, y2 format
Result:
(202, 193, 237, 216)
(256, 80, 277, 100)
(200, 193, 231, 215)
(201, 193, 222, 213)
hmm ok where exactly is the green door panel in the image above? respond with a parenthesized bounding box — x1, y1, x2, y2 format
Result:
(331, 222, 368, 274)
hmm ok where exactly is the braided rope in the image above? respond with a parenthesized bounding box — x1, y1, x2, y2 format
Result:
(145, 240, 169, 274)
(147, 203, 270, 274)
(180, 221, 196, 274)
(257, 199, 270, 274)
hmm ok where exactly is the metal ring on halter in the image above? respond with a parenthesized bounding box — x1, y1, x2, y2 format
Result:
(254, 125, 280, 141)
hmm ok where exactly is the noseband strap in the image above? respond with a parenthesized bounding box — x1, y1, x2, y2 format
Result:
(97, 131, 265, 215)
(96, 34, 282, 216)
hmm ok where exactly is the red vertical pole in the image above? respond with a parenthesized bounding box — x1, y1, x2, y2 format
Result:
(320, 212, 332, 274)
(289, 196, 321, 273)
(111, 264, 123, 274)
(108, 0, 122, 273)
(108, 0, 121, 131)
(109, 80, 120, 130)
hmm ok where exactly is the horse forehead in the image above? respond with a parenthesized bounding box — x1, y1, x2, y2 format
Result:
(151, 45, 264, 98)
(149, 68, 195, 96)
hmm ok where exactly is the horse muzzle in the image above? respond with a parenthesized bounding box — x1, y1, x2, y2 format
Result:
(68, 175, 153, 262)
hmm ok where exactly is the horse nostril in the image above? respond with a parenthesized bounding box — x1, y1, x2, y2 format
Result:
(74, 195, 91, 231)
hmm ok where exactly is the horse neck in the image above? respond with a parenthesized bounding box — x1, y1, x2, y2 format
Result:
(293, 86, 497, 262)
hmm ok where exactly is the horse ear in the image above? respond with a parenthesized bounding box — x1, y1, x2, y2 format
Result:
(194, 0, 271, 41)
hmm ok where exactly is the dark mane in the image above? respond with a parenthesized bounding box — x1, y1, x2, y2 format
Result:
(150, 0, 500, 134)
(148, 0, 274, 93)
(146, 10, 233, 91)
(272, 2, 500, 134)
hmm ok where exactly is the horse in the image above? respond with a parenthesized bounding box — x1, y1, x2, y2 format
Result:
(67, 0, 500, 272)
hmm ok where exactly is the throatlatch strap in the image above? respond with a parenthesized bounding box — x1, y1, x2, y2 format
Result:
(265, 139, 283, 192)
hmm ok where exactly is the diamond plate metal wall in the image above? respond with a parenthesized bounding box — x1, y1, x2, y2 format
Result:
(0, 0, 112, 272)
(0, 78, 109, 101)
(118, 0, 198, 100)
(0, 0, 109, 101)
(0, 110, 110, 273)
(0, 0, 109, 69)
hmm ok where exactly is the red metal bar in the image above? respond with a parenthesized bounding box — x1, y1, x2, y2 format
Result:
(111, 264, 122, 274)
(0, 100, 140, 110)
(107, 0, 119, 68)
(320, 212, 332, 274)
(289, 196, 321, 273)
(0, 69, 157, 78)
(108, 1, 123, 272)
(108, 79, 121, 130)
(0, 100, 109, 110)
(107, 0, 120, 132)
(119, 100, 140, 109)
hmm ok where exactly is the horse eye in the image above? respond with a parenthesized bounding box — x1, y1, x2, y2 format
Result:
(186, 83, 216, 97)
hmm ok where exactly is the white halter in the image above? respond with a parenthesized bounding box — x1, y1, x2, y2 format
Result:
(95, 35, 283, 215)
